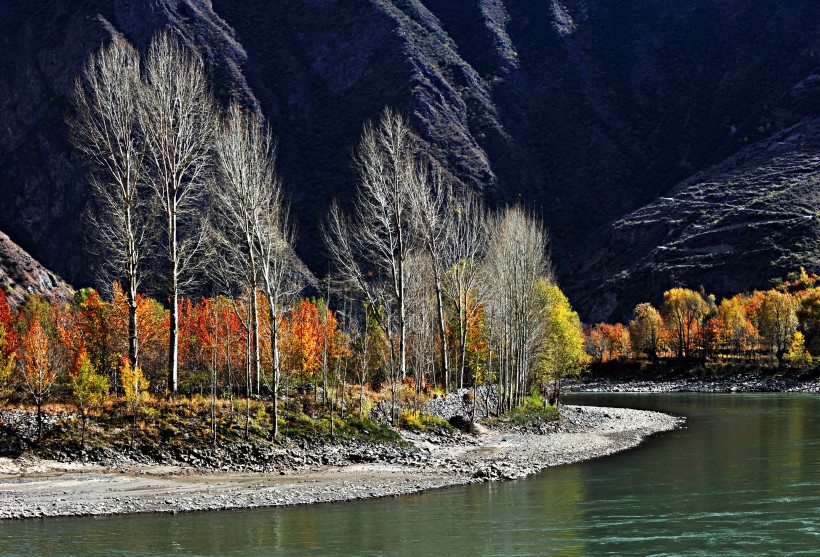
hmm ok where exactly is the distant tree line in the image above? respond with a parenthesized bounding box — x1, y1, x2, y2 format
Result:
(584, 268, 818, 369)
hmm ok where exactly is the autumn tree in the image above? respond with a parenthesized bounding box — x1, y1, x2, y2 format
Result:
(142, 31, 216, 396)
(442, 191, 488, 390)
(628, 303, 664, 361)
(584, 323, 629, 362)
(405, 252, 437, 412)
(758, 289, 798, 361)
(72, 289, 116, 383)
(535, 281, 588, 407)
(71, 35, 148, 372)
(349, 302, 388, 417)
(409, 167, 452, 391)
(111, 283, 168, 392)
(785, 331, 812, 369)
(16, 300, 62, 442)
(584, 324, 607, 364)
(281, 299, 324, 387)
(716, 296, 756, 358)
(253, 164, 296, 438)
(0, 289, 15, 405)
(212, 103, 277, 396)
(662, 288, 709, 359)
(121, 358, 149, 443)
(70, 352, 110, 448)
(796, 288, 820, 355)
(190, 296, 229, 445)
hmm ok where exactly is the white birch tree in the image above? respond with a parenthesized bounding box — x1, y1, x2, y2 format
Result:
(324, 108, 423, 424)
(141, 31, 216, 396)
(71, 35, 148, 377)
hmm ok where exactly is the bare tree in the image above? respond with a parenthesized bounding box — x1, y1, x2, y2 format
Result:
(212, 103, 269, 395)
(405, 252, 436, 413)
(442, 190, 488, 390)
(70, 35, 148, 375)
(213, 105, 299, 436)
(207, 232, 255, 440)
(481, 206, 551, 411)
(410, 167, 452, 390)
(257, 200, 297, 439)
(141, 31, 216, 396)
(324, 108, 423, 424)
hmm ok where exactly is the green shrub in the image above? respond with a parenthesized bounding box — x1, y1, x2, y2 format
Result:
(399, 412, 455, 433)
(509, 398, 559, 424)
(345, 416, 402, 442)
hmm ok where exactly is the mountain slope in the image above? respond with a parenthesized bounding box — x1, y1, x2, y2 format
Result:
(0, 0, 818, 318)
(0, 230, 73, 307)
(573, 116, 820, 321)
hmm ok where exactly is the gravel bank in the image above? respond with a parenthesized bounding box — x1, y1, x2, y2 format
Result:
(0, 406, 681, 520)
(569, 376, 820, 393)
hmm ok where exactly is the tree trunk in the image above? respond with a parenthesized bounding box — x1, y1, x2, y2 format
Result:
(429, 246, 449, 392)
(168, 213, 179, 396)
(36, 400, 42, 443)
(251, 290, 261, 396)
(267, 296, 281, 440)
(81, 410, 87, 449)
(127, 281, 139, 373)
(245, 333, 251, 440)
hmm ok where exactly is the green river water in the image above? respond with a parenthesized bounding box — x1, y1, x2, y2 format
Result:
(1, 393, 819, 556)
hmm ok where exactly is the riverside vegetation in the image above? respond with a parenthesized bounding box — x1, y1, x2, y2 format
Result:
(0, 32, 588, 467)
(580, 268, 820, 383)
(2, 30, 814, 471)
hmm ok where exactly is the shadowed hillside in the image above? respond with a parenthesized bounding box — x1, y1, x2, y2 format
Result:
(0, 0, 818, 318)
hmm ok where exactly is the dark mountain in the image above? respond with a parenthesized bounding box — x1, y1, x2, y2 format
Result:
(0, 0, 818, 320)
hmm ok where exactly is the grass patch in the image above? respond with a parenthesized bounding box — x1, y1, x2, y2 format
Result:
(399, 411, 455, 433)
(508, 396, 560, 424)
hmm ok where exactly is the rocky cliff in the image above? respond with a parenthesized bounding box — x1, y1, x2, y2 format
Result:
(0, 231, 73, 307)
(0, 0, 818, 319)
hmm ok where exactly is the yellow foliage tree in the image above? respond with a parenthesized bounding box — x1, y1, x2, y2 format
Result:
(662, 288, 709, 359)
(629, 302, 664, 361)
(536, 281, 589, 407)
(120, 358, 149, 441)
(785, 331, 812, 369)
(70, 351, 110, 447)
(758, 289, 798, 361)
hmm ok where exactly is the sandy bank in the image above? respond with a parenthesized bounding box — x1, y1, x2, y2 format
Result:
(0, 406, 682, 520)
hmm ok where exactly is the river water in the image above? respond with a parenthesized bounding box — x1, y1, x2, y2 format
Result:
(1, 394, 819, 556)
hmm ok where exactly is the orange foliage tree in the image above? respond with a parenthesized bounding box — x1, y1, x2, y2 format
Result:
(112, 283, 167, 394)
(584, 324, 607, 364)
(0, 289, 15, 403)
(281, 299, 325, 386)
(280, 298, 346, 403)
(16, 298, 63, 442)
(585, 323, 629, 363)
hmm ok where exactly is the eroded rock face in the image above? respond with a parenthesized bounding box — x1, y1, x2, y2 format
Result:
(0, 230, 73, 307)
(574, 117, 820, 322)
(0, 0, 818, 316)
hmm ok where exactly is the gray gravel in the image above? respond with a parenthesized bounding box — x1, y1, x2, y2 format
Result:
(0, 405, 681, 520)
(569, 375, 820, 393)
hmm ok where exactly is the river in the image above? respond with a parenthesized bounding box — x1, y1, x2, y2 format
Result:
(1, 393, 818, 556)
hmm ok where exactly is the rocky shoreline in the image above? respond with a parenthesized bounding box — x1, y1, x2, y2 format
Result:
(0, 405, 681, 520)
(568, 375, 820, 394)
